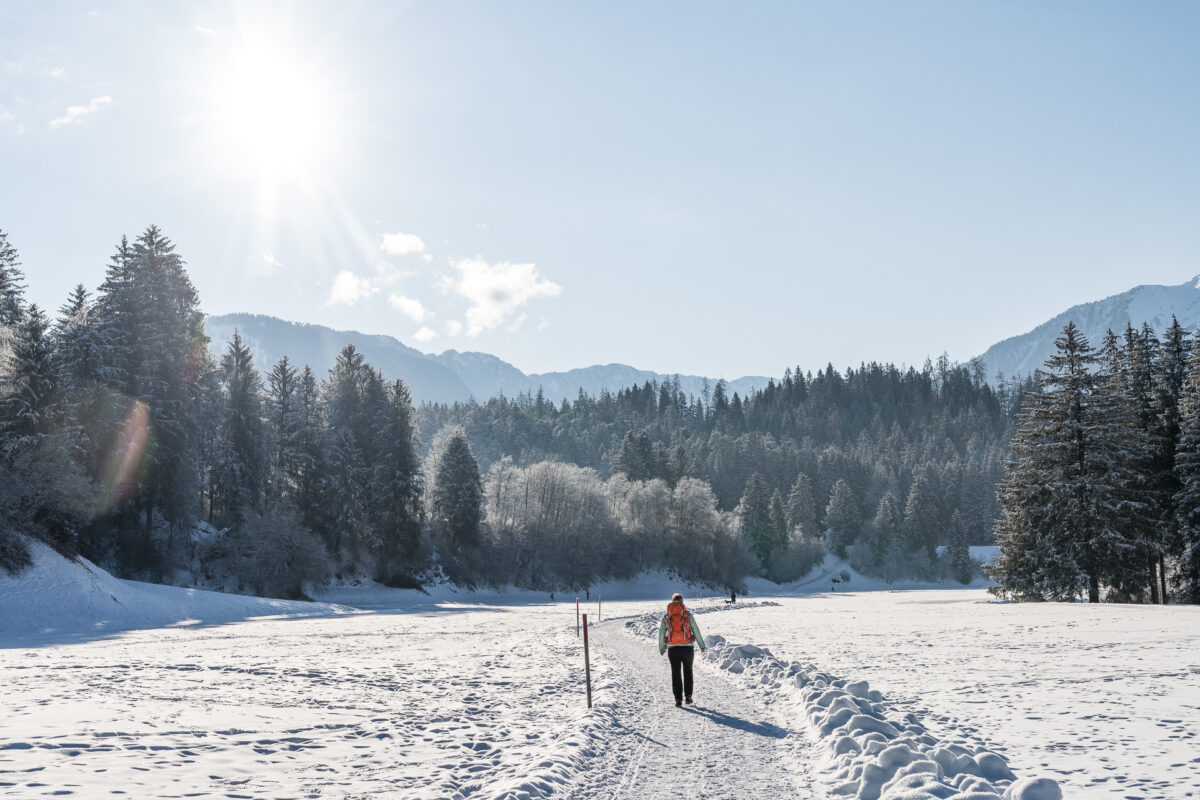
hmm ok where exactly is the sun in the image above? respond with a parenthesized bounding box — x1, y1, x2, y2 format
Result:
(209, 37, 333, 175)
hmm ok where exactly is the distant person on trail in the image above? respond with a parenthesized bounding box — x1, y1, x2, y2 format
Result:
(658, 593, 706, 708)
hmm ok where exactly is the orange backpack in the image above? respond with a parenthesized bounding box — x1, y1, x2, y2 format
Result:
(665, 601, 694, 645)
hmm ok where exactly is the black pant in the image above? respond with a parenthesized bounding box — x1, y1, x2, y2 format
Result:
(667, 645, 695, 701)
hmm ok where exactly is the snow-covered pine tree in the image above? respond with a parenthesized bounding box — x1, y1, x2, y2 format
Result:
(0, 228, 25, 328)
(1149, 317, 1190, 602)
(429, 425, 483, 555)
(903, 472, 941, 562)
(1173, 329, 1200, 604)
(947, 510, 972, 584)
(737, 471, 773, 570)
(91, 227, 208, 568)
(265, 355, 299, 503)
(0, 306, 58, 445)
(370, 377, 425, 585)
(215, 330, 267, 522)
(867, 490, 903, 580)
(786, 472, 818, 536)
(823, 478, 860, 559)
(991, 322, 1146, 602)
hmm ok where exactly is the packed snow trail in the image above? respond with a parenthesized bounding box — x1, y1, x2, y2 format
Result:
(557, 609, 815, 799)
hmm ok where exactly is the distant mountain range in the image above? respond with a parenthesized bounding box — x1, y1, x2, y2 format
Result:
(208, 277, 1200, 403)
(204, 313, 772, 405)
(976, 276, 1200, 382)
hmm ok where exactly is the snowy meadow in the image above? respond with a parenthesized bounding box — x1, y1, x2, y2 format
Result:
(4, 549, 1199, 799)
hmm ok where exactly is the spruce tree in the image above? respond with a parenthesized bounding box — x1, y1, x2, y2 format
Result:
(823, 478, 860, 559)
(868, 491, 903, 579)
(947, 511, 973, 584)
(216, 331, 267, 521)
(1173, 329, 1200, 604)
(786, 473, 818, 535)
(430, 426, 483, 555)
(0, 228, 25, 327)
(991, 322, 1146, 602)
(737, 472, 773, 569)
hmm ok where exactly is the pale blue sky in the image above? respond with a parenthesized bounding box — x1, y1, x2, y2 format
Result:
(2, 1, 1198, 378)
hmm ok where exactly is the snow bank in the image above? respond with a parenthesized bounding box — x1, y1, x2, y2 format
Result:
(624, 608, 1061, 800)
(0, 537, 353, 643)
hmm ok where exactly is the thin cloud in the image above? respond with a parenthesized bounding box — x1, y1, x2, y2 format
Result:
(326, 270, 379, 306)
(0, 108, 23, 135)
(380, 232, 426, 256)
(194, 25, 218, 36)
(258, 252, 283, 274)
(445, 257, 562, 337)
(413, 326, 437, 343)
(388, 294, 430, 323)
(445, 320, 463, 337)
(51, 96, 113, 127)
(49, 67, 64, 78)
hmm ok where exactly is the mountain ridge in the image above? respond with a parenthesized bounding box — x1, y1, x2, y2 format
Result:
(205, 313, 772, 405)
(975, 276, 1200, 381)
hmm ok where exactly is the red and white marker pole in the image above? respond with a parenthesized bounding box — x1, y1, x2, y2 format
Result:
(576, 597, 580, 636)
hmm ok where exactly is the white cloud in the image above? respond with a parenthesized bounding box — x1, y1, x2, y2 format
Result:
(413, 326, 437, 343)
(49, 67, 64, 78)
(260, 252, 283, 273)
(51, 96, 113, 127)
(380, 232, 426, 256)
(445, 320, 463, 337)
(0, 109, 23, 135)
(505, 313, 527, 334)
(421, 254, 433, 264)
(388, 294, 429, 323)
(327, 270, 380, 306)
(537, 317, 549, 332)
(194, 25, 218, 36)
(444, 257, 562, 337)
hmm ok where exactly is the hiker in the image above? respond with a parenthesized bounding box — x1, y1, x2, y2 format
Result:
(658, 592, 707, 707)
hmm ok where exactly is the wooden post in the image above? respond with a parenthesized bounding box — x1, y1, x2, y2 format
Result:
(582, 613, 592, 709)
(576, 597, 580, 636)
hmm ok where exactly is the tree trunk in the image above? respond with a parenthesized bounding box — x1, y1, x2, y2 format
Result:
(1159, 553, 1168, 604)
(1149, 555, 1160, 604)
(1088, 573, 1100, 604)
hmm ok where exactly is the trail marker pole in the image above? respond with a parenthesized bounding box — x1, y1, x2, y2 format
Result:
(582, 613, 593, 709)
(576, 597, 580, 636)
(598, 594, 602, 621)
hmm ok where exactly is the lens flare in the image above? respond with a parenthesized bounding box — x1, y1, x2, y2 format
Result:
(93, 399, 153, 516)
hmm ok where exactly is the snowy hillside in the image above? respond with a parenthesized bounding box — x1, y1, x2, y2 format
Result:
(206, 312, 771, 404)
(0, 537, 351, 642)
(977, 276, 1200, 381)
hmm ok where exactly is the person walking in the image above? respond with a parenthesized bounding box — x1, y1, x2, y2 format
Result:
(658, 592, 706, 707)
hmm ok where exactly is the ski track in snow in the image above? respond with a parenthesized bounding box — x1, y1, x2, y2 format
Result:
(559, 605, 813, 799)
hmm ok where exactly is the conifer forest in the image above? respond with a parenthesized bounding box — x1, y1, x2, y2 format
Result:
(2, 226, 1198, 603)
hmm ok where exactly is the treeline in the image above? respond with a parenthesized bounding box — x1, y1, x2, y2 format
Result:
(418, 354, 1021, 582)
(992, 320, 1200, 603)
(0, 227, 749, 592)
(0, 224, 1022, 596)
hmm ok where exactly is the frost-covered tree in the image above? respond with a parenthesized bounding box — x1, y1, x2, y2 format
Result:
(1173, 329, 1200, 604)
(991, 323, 1147, 602)
(0, 228, 25, 328)
(824, 478, 859, 559)
(860, 490, 902, 579)
(786, 473, 818, 536)
(737, 471, 775, 570)
(903, 473, 942, 561)
(946, 511, 973, 585)
(214, 331, 267, 522)
(264, 355, 300, 503)
(428, 425, 483, 555)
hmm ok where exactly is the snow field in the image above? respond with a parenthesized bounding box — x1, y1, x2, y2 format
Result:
(725, 591, 1200, 800)
(624, 603, 1062, 800)
(0, 598, 611, 799)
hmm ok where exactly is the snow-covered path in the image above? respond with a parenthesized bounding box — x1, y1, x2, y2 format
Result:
(561, 612, 814, 799)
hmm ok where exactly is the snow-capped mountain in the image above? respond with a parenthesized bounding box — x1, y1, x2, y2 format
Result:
(205, 313, 770, 405)
(976, 276, 1200, 382)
